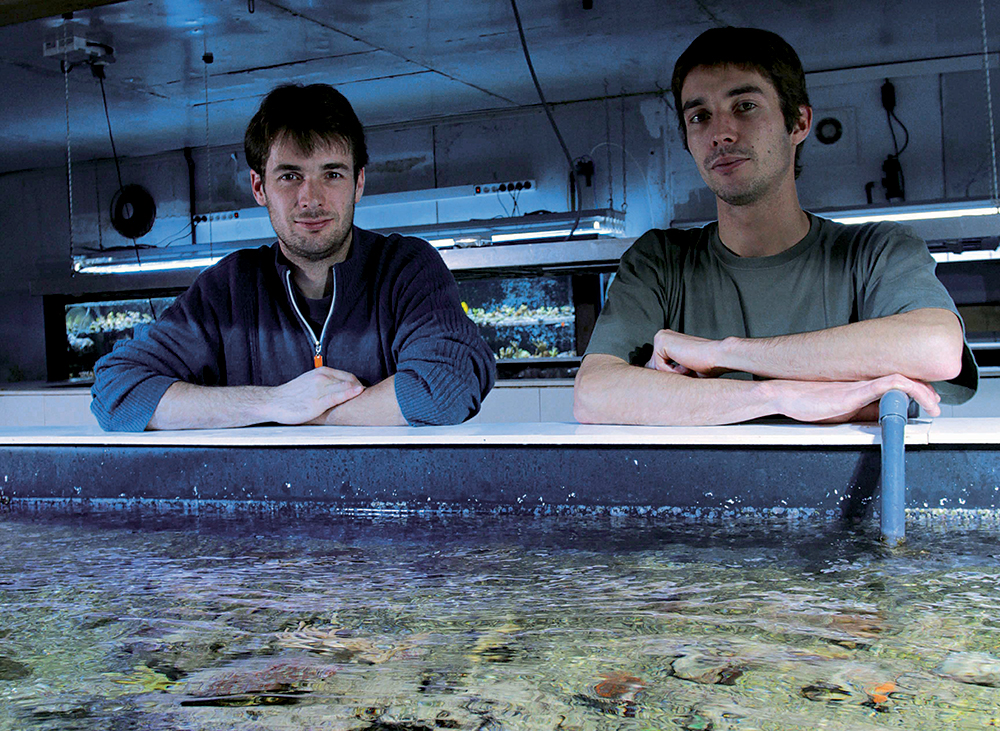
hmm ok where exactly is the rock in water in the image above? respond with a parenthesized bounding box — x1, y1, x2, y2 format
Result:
(936, 652, 1000, 687)
(0, 656, 31, 680)
(182, 658, 338, 698)
(672, 654, 743, 685)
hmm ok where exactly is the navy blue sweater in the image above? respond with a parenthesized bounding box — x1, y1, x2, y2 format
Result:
(91, 228, 496, 431)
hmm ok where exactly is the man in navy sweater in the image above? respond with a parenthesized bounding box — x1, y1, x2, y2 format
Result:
(91, 84, 496, 431)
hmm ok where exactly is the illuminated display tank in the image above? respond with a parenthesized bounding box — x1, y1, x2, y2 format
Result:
(59, 275, 582, 382)
(456, 275, 577, 375)
(64, 298, 175, 381)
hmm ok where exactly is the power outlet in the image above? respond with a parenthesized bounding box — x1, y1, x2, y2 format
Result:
(474, 180, 535, 195)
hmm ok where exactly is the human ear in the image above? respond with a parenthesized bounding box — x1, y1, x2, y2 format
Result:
(791, 105, 812, 145)
(250, 169, 267, 206)
(354, 167, 366, 204)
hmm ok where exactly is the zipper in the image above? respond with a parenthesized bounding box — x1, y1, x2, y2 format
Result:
(285, 268, 337, 369)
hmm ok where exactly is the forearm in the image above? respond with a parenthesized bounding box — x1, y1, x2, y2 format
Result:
(147, 367, 366, 430)
(147, 382, 275, 430)
(574, 355, 773, 426)
(574, 354, 942, 426)
(314, 376, 407, 426)
(717, 309, 963, 382)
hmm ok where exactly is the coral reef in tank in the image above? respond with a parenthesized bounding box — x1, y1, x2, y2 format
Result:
(465, 304, 574, 327)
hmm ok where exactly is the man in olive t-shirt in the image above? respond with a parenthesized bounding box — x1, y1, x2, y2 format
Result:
(574, 27, 977, 425)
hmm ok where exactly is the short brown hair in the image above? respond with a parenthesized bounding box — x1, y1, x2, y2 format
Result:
(244, 83, 368, 178)
(671, 27, 810, 178)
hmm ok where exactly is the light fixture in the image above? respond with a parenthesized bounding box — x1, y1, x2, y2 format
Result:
(72, 182, 552, 273)
(819, 200, 999, 264)
(72, 242, 244, 275)
(71, 208, 625, 274)
(380, 209, 625, 250)
(824, 201, 1000, 225)
(74, 256, 225, 275)
(673, 199, 1000, 265)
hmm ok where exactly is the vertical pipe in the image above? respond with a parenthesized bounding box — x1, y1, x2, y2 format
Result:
(879, 389, 909, 545)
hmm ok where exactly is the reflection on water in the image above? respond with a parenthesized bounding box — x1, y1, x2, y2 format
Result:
(1, 509, 999, 730)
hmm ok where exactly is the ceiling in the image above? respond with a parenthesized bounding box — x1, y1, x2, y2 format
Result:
(0, 0, 997, 175)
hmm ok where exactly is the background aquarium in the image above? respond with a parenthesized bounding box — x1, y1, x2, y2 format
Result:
(57, 274, 589, 382)
(63, 298, 175, 381)
(456, 274, 580, 379)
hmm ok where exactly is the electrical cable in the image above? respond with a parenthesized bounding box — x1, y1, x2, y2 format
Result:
(95, 64, 148, 264)
(203, 35, 215, 260)
(508, 0, 581, 239)
(885, 109, 899, 155)
(881, 80, 907, 200)
(97, 72, 124, 190)
(884, 108, 910, 157)
(62, 56, 74, 266)
(589, 142, 655, 230)
(620, 92, 627, 213)
(508, 0, 572, 170)
(496, 189, 511, 218)
(604, 81, 614, 209)
(982, 0, 999, 206)
(891, 111, 909, 155)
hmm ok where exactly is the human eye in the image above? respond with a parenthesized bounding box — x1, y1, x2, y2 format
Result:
(735, 100, 757, 113)
(687, 110, 708, 125)
(277, 171, 300, 182)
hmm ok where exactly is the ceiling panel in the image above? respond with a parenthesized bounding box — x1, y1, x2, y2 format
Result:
(0, 0, 996, 175)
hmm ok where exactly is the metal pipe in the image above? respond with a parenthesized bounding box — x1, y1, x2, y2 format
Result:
(879, 389, 909, 545)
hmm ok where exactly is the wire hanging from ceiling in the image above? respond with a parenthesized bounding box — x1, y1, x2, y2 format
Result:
(95, 63, 154, 257)
(604, 80, 614, 210)
(97, 69, 123, 191)
(62, 32, 75, 269)
(203, 33, 215, 260)
(508, 0, 582, 240)
(620, 90, 627, 214)
(981, 0, 999, 207)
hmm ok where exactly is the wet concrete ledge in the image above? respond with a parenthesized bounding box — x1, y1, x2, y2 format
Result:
(1, 420, 999, 515)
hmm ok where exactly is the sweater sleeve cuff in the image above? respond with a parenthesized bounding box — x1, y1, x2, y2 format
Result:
(91, 375, 178, 432)
(393, 368, 482, 426)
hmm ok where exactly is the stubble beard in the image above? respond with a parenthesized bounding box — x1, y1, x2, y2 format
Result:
(712, 178, 769, 207)
(271, 203, 355, 264)
(707, 142, 793, 208)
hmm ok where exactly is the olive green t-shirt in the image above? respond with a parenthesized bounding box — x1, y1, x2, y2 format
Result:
(585, 214, 978, 404)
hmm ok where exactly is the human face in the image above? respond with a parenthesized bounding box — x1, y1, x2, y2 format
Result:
(250, 135, 365, 265)
(680, 65, 810, 207)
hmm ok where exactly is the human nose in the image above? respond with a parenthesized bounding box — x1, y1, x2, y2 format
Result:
(297, 177, 325, 208)
(709, 115, 737, 147)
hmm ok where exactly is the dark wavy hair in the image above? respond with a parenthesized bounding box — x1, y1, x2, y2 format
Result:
(671, 27, 810, 178)
(244, 83, 368, 178)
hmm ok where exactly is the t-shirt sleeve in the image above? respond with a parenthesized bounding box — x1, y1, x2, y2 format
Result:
(585, 230, 671, 366)
(856, 223, 978, 404)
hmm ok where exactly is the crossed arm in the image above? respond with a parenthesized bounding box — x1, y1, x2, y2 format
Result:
(147, 368, 406, 430)
(573, 308, 964, 426)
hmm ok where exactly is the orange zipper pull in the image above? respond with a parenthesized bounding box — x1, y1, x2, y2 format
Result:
(314, 354, 323, 369)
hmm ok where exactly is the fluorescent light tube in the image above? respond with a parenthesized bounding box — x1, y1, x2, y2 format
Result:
(75, 256, 225, 274)
(491, 229, 574, 243)
(831, 205, 1000, 225)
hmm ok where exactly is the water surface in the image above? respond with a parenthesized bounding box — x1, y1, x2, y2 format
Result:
(1, 507, 999, 730)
